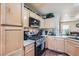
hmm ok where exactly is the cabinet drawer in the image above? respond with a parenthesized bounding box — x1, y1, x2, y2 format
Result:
(25, 48, 34, 56)
(25, 43, 34, 53)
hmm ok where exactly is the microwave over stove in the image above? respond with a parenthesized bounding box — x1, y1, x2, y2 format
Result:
(29, 17, 40, 28)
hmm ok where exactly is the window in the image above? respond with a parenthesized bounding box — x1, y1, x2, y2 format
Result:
(62, 25, 70, 35)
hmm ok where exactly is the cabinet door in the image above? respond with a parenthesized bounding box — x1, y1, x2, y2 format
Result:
(65, 44, 75, 56)
(65, 40, 75, 56)
(0, 27, 1, 55)
(1, 3, 22, 26)
(1, 26, 23, 55)
(47, 37, 55, 50)
(22, 7, 29, 27)
(25, 43, 34, 56)
(44, 20, 50, 28)
(44, 18, 54, 28)
(25, 48, 34, 56)
(40, 18, 45, 28)
(74, 45, 79, 56)
(55, 38, 65, 52)
(68, 40, 79, 56)
(8, 49, 24, 56)
(29, 11, 36, 18)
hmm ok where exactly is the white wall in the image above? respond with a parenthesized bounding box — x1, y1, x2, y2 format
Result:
(61, 20, 79, 32)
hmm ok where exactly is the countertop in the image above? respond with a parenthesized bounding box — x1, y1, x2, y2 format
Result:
(23, 35, 79, 46)
(46, 35, 74, 38)
(46, 35, 79, 42)
(24, 40, 35, 47)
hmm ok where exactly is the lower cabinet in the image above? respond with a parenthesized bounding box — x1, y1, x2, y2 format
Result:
(55, 38, 65, 52)
(46, 36, 65, 53)
(46, 36, 79, 56)
(74, 46, 79, 56)
(0, 27, 1, 55)
(24, 43, 34, 56)
(47, 36, 55, 50)
(1, 26, 24, 56)
(65, 39, 79, 56)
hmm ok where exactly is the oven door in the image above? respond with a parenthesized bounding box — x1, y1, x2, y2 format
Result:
(35, 42, 45, 56)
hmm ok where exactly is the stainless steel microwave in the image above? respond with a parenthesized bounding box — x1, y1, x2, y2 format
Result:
(29, 17, 40, 28)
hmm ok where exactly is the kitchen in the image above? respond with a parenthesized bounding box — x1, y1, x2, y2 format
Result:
(0, 3, 79, 56)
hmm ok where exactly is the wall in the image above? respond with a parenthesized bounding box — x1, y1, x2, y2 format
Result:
(60, 20, 79, 32)
(44, 15, 60, 36)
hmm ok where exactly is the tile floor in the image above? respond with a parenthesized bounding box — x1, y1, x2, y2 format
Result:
(42, 49, 68, 56)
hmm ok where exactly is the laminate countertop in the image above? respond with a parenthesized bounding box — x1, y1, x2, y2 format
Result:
(24, 40, 35, 47)
(46, 35, 79, 43)
(46, 35, 74, 38)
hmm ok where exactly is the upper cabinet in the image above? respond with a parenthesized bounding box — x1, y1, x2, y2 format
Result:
(29, 11, 36, 18)
(22, 7, 29, 28)
(44, 18, 54, 28)
(40, 18, 45, 28)
(1, 3, 22, 26)
(35, 14, 40, 20)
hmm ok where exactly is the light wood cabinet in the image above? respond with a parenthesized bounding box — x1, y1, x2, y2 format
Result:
(44, 18, 54, 28)
(24, 43, 34, 56)
(35, 14, 39, 20)
(0, 26, 1, 55)
(1, 3, 22, 26)
(55, 38, 65, 52)
(65, 39, 79, 56)
(25, 49, 34, 56)
(0, 4, 1, 55)
(40, 18, 45, 28)
(7, 49, 24, 56)
(65, 39, 75, 55)
(22, 7, 29, 28)
(1, 26, 23, 56)
(44, 19, 50, 28)
(35, 14, 42, 20)
(74, 45, 79, 56)
(29, 11, 36, 18)
(46, 36, 65, 52)
(46, 36, 55, 50)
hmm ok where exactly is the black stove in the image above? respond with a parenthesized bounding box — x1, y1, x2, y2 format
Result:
(24, 31, 45, 56)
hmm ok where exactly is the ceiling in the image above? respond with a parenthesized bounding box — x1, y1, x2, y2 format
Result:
(25, 3, 79, 21)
